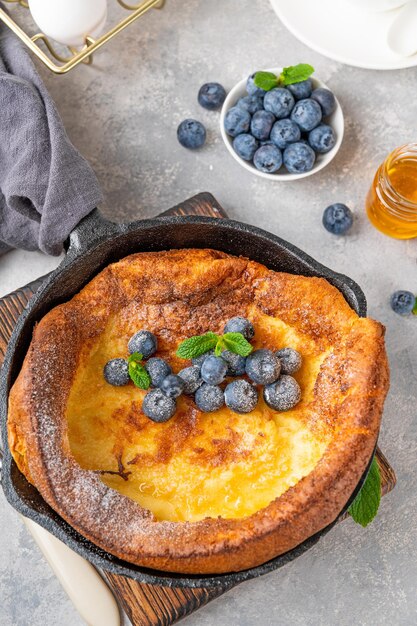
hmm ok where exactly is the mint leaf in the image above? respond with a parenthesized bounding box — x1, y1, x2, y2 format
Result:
(214, 336, 225, 357)
(280, 63, 314, 85)
(176, 332, 218, 359)
(222, 332, 253, 357)
(348, 457, 381, 527)
(412, 296, 417, 315)
(128, 353, 151, 390)
(254, 71, 279, 92)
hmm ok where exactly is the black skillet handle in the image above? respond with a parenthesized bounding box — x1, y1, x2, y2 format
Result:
(65, 208, 122, 259)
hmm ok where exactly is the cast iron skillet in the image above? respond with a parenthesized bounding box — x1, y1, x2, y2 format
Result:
(0, 207, 373, 589)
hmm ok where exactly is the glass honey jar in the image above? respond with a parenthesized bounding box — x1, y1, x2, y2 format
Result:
(366, 143, 417, 239)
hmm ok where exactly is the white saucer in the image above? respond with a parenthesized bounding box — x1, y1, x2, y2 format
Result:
(269, 0, 417, 70)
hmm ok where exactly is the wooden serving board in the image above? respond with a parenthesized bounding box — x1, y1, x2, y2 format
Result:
(0, 193, 396, 626)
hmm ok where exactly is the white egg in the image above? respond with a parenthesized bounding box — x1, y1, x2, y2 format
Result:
(29, 0, 107, 48)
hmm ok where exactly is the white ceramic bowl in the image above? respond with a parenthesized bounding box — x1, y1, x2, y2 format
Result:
(220, 68, 344, 181)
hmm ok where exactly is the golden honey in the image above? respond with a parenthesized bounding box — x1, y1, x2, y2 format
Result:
(366, 144, 417, 239)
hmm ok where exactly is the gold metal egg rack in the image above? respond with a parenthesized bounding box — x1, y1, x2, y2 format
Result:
(0, 0, 165, 74)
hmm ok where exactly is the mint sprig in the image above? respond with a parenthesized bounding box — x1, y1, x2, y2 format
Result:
(128, 352, 151, 390)
(254, 63, 315, 92)
(348, 457, 381, 527)
(177, 331, 253, 360)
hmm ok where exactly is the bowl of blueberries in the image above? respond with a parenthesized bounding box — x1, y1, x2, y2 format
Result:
(220, 65, 344, 180)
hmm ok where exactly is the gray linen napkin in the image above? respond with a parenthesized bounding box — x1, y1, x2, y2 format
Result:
(0, 9, 102, 256)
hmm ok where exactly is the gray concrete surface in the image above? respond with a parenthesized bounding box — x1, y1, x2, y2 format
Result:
(1, 0, 416, 624)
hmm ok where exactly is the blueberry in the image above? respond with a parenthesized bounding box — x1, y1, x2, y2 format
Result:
(311, 88, 336, 117)
(275, 348, 302, 375)
(194, 384, 225, 412)
(390, 290, 416, 315)
(221, 350, 247, 376)
(308, 124, 336, 154)
(201, 355, 228, 385)
(290, 98, 322, 132)
(263, 88, 295, 119)
(237, 94, 264, 114)
(224, 317, 255, 340)
(246, 73, 266, 97)
(178, 365, 203, 394)
(142, 389, 176, 422)
(287, 79, 313, 100)
(192, 349, 214, 368)
(103, 358, 129, 386)
(160, 374, 185, 399)
(250, 110, 275, 141)
(253, 145, 283, 174)
(224, 379, 258, 414)
(145, 357, 172, 388)
(198, 82, 227, 110)
(128, 330, 157, 358)
(322, 203, 353, 235)
(263, 375, 301, 411)
(233, 134, 259, 161)
(283, 142, 316, 174)
(245, 349, 281, 385)
(270, 119, 301, 150)
(177, 119, 206, 149)
(224, 106, 251, 137)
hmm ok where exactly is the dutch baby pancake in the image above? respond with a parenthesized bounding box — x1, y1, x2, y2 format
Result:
(7, 249, 389, 574)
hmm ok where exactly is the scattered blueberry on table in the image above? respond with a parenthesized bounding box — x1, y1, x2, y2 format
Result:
(198, 82, 226, 110)
(177, 118, 206, 149)
(322, 203, 353, 235)
(390, 290, 416, 315)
